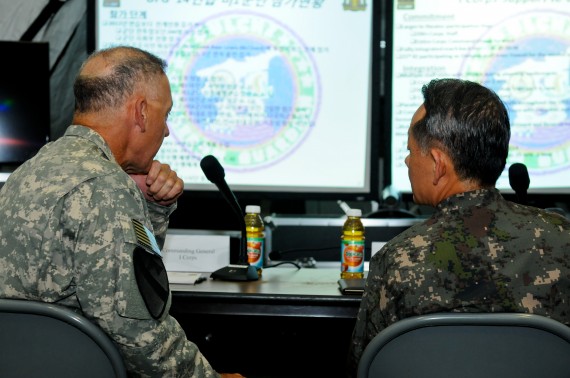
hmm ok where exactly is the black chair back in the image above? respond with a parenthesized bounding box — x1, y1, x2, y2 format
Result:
(358, 313, 570, 378)
(0, 298, 127, 378)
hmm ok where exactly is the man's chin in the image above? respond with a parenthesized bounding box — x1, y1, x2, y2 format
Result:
(124, 165, 150, 176)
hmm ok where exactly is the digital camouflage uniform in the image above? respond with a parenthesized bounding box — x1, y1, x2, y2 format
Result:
(348, 188, 570, 376)
(0, 125, 220, 378)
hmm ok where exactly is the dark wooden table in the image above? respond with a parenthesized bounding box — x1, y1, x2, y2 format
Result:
(170, 268, 362, 378)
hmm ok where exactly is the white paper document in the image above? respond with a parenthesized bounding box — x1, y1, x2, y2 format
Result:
(166, 271, 204, 285)
(162, 233, 230, 273)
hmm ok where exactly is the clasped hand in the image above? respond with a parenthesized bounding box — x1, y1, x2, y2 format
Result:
(129, 160, 184, 206)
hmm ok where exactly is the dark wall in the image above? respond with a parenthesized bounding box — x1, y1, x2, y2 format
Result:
(168, 192, 308, 231)
(167, 190, 570, 233)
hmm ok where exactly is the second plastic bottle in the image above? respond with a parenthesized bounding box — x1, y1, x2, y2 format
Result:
(340, 208, 365, 279)
(245, 205, 265, 277)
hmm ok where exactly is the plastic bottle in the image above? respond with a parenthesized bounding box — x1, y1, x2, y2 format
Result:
(245, 205, 265, 277)
(340, 208, 365, 279)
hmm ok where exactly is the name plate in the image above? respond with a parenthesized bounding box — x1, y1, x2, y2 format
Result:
(162, 233, 230, 273)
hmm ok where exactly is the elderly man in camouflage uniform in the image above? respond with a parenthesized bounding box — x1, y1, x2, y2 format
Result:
(348, 78, 570, 376)
(0, 46, 243, 377)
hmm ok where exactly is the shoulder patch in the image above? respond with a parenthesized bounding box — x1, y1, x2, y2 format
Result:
(132, 219, 161, 256)
(133, 246, 169, 320)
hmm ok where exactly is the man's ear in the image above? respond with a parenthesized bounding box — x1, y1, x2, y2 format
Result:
(134, 97, 147, 133)
(430, 148, 448, 185)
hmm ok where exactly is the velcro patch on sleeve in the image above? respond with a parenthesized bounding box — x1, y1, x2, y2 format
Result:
(132, 219, 161, 257)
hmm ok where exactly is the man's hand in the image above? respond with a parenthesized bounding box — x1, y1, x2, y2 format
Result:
(129, 160, 184, 206)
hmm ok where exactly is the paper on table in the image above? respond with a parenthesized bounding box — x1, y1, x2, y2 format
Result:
(167, 271, 204, 285)
(162, 234, 230, 273)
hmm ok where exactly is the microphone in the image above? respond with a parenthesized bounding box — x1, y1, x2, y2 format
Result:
(200, 155, 244, 223)
(268, 250, 284, 260)
(200, 155, 258, 281)
(365, 185, 416, 219)
(381, 185, 401, 209)
(508, 163, 530, 205)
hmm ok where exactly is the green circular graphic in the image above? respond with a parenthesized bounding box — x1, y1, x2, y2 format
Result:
(460, 11, 570, 175)
(166, 11, 321, 171)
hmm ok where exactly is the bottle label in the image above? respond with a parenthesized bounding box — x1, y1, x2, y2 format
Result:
(247, 236, 264, 269)
(341, 240, 364, 273)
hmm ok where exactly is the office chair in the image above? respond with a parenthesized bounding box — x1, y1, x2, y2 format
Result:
(0, 298, 127, 378)
(357, 312, 570, 378)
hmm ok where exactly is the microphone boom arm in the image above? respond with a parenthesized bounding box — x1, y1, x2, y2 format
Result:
(200, 155, 258, 281)
(214, 180, 248, 264)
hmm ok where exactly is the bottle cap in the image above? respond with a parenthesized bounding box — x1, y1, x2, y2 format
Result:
(245, 205, 261, 213)
(347, 208, 362, 217)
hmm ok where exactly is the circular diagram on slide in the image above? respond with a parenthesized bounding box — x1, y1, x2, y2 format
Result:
(459, 10, 570, 179)
(166, 11, 321, 171)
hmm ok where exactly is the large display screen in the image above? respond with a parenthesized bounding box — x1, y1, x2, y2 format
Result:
(388, 0, 570, 194)
(92, 0, 379, 199)
(0, 41, 50, 167)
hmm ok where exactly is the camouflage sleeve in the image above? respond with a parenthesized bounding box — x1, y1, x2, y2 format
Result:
(61, 179, 220, 378)
(347, 247, 392, 378)
(146, 201, 177, 249)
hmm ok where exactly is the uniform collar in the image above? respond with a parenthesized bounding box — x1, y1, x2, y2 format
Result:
(64, 125, 117, 164)
(436, 188, 502, 213)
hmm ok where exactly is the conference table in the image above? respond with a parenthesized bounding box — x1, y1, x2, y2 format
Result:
(169, 267, 362, 378)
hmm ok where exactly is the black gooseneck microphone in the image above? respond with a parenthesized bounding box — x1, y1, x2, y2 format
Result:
(508, 162, 530, 205)
(201, 155, 245, 227)
(200, 155, 259, 281)
(268, 250, 284, 260)
(508, 162, 568, 218)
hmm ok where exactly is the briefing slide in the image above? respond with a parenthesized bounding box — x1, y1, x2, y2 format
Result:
(390, 0, 570, 194)
(95, 0, 375, 194)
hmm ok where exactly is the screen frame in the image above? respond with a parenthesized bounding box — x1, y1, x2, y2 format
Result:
(381, 0, 396, 195)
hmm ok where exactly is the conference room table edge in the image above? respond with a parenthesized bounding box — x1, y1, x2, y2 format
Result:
(169, 267, 362, 319)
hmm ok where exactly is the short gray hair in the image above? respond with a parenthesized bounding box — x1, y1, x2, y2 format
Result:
(73, 46, 167, 113)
